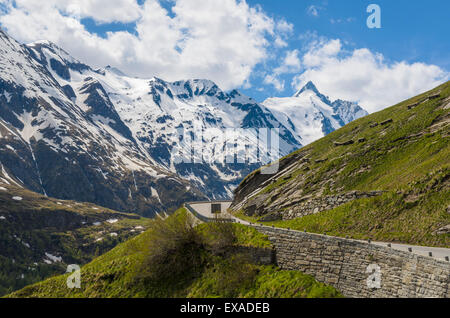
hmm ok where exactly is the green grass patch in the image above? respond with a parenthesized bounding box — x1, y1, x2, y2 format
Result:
(7, 209, 341, 298)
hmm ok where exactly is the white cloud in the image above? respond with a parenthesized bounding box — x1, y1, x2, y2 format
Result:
(0, 0, 290, 90)
(275, 19, 294, 34)
(272, 20, 293, 49)
(264, 74, 285, 92)
(274, 36, 288, 48)
(274, 49, 301, 75)
(63, 0, 142, 23)
(293, 39, 449, 113)
(2, 0, 142, 24)
(303, 39, 341, 68)
(264, 49, 301, 91)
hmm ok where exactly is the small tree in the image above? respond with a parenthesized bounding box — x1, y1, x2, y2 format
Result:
(204, 218, 237, 255)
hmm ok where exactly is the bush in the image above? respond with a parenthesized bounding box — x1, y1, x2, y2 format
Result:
(200, 219, 237, 255)
(139, 211, 206, 285)
(138, 210, 243, 291)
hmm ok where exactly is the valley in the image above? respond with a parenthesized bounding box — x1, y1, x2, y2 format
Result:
(0, 182, 152, 296)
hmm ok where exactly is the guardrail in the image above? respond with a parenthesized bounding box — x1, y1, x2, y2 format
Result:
(185, 201, 234, 223)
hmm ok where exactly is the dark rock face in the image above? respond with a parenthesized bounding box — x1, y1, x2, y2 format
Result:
(61, 85, 76, 100)
(334, 140, 354, 146)
(321, 116, 335, 135)
(78, 77, 134, 141)
(116, 79, 304, 200)
(49, 58, 70, 80)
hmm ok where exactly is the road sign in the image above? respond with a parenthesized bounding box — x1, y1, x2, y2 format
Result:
(211, 203, 222, 214)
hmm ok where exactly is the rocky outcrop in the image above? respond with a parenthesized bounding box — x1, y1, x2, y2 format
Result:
(334, 140, 354, 146)
(242, 191, 383, 221)
(434, 225, 450, 235)
(277, 191, 383, 220)
(380, 118, 393, 126)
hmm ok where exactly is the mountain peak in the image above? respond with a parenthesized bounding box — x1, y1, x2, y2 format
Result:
(105, 65, 127, 77)
(27, 40, 69, 56)
(294, 81, 320, 97)
(26, 39, 84, 69)
(28, 39, 56, 48)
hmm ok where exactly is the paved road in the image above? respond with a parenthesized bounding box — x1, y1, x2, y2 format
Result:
(187, 201, 450, 262)
(369, 242, 450, 261)
(188, 201, 233, 220)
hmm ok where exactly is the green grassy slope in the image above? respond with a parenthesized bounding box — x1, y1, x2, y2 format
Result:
(0, 183, 152, 296)
(7, 209, 341, 298)
(232, 82, 450, 247)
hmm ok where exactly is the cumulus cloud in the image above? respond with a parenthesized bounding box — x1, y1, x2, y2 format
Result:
(263, 74, 285, 92)
(2, 0, 142, 24)
(62, 0, 142, 23)
(0, 0, 289, 90)
(263, 49, 301, 91)
(274, 50, 301, 75)
(273, 20, 293, 49)
(275, 19, 294, 34)
(0, 0, 447, 108)
(293, 39, 449, 113)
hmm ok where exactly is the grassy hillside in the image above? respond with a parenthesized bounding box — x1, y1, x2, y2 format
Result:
(0, 183, 152, 296)
(232, 82, 450, 247)
(7, 209, 341, 298)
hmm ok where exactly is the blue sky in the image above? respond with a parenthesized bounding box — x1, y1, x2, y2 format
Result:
(248, 0, 449, 67)
(242, 0, 450, 101)
(0, 0, 448, 112)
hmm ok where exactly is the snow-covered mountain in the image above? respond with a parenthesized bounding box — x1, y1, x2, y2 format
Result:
(0, 29, 368, 206)
(0, 29, 205, 217)
(19, 37, 302, 198)
(263, 81, 368, 146)
(96, 75, 302, 198)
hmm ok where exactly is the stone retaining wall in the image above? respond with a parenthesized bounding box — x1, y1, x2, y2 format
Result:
(254, 226, 450, 298)
(231, 246, 275, 266)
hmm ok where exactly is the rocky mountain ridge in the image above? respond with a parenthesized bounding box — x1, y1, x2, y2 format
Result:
(0, 28, 368, 210)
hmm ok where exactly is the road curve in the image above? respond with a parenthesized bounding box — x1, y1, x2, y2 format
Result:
(186, 201, 450, 262)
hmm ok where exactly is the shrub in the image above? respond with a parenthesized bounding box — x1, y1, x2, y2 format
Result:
(201, 219, 237, 255)
(139, 211, 205, 285)
(138, 210, 244, 292)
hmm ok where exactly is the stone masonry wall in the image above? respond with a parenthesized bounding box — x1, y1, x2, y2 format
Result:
(253, 226, 450, 298)
(232, 246, 275, 266)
